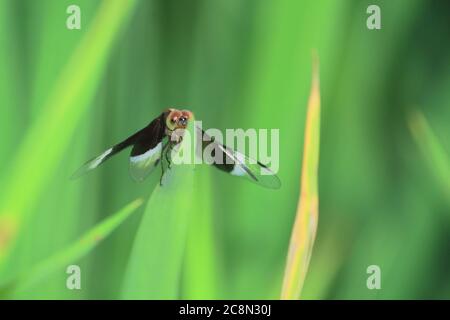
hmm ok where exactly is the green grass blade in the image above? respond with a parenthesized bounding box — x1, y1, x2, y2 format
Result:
(408, 110, 450, 199)
(281, 56, 320, 300)
(0, 0, 137, 268)
(121, 119, 196, 299)
(182, 168, 218, 299)
(1, 198, 143, 297)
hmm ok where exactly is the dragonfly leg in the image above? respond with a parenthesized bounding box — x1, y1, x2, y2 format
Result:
(159, 156, 165, 186)
(166, 143, 173, 169)
(159, 141, 170, 186)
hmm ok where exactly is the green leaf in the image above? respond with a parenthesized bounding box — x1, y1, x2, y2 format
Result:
(1, 198, 143, 297)
(182, 167, 219, 299)
(121, 119, 196, 299)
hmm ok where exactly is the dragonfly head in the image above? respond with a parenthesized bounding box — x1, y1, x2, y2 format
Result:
(166, 109, 192, 131)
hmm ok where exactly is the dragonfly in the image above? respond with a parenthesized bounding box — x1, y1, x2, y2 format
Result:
(72, 108, 280, 189)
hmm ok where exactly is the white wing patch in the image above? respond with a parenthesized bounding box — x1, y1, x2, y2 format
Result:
(230, 165, 246, 176)
(217, 145, 248, 177)
(129, 142, 163, 182)
(130, 142, 162, 163)
(71, 147, 115, 179)
(216, 143, 280, 188)
(89, 148, 113, 169)
(230, 152, 247, 176)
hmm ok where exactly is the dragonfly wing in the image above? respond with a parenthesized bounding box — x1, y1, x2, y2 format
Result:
(216, 144, 281, 189)
(71, 133, 138, 180)
(129, 114, 167, 182)
(198, 127, 281, 189)
(72, 112, 167, 181)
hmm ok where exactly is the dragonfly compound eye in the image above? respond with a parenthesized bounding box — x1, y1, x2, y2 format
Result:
(178, 116, 188, 126)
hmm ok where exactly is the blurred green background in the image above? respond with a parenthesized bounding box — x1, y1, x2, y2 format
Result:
(0, 0, 449, 299)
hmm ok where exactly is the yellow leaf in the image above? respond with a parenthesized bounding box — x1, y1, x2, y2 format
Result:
(281, 53, 320, 300)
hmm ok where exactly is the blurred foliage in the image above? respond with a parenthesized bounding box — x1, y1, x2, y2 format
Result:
(6, 199, 142, 297)
(0, 0, 449, 299)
